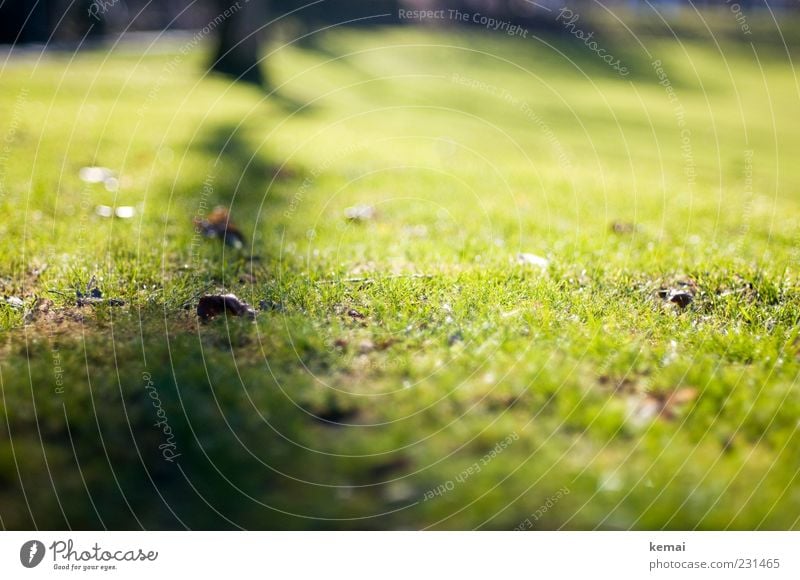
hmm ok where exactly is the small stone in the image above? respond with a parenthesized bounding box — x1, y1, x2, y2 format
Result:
(344, 204, 376, 222)
(79, 166, 114, 183)
(95, 205, 113, 218)
(115, 206, 135, 219)
(358, 340, 375, 354)
(447, 331, 463, 346)
(517, 253, 549, 269)
(6, 296, 24, 309)
(104, 177, 119, 192)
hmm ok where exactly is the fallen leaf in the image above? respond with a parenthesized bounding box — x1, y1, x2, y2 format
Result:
(610, 221, 636, 234)
(517, 253, 549, 269)
(665, 386, 699, 407)
(628, 387, 699, 425)
(194, 206, 246, 249)
(375, 338, 396, 351)
(650, 387, 699, 420)
(197, 294, 256, 320)
(344, 204, 376, 222)
(668, 291, 694, 309)
(347, 308, 365, 319)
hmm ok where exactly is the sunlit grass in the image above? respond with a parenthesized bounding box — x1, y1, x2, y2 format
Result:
(0, 24, 799, 530)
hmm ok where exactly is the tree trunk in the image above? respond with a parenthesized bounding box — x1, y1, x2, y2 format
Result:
(210, 0, 267, 86)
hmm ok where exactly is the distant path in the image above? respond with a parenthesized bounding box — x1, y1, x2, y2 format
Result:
(0, 30, 204, 59)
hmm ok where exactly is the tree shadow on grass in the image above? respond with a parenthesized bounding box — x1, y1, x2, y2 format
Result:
(0, 319, 401, 530)
(190, 122, 301, 221)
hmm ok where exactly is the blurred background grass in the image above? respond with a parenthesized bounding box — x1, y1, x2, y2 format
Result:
(1, 2, 800, 529)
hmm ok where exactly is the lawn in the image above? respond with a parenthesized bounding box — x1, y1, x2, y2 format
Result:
(1, 21, 800, 530)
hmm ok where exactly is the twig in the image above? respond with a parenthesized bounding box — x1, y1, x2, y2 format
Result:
(317, 274, 434, 284)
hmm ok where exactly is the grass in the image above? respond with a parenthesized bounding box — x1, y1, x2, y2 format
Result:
(1, 21, 800, 530)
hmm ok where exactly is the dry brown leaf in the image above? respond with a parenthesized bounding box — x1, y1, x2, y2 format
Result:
(194, 206, 246, 249)
(611, 221, 636, 234)
(197, 294, 256, 320)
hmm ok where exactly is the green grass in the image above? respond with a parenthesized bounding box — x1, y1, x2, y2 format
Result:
(1, 22, 800, 530)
